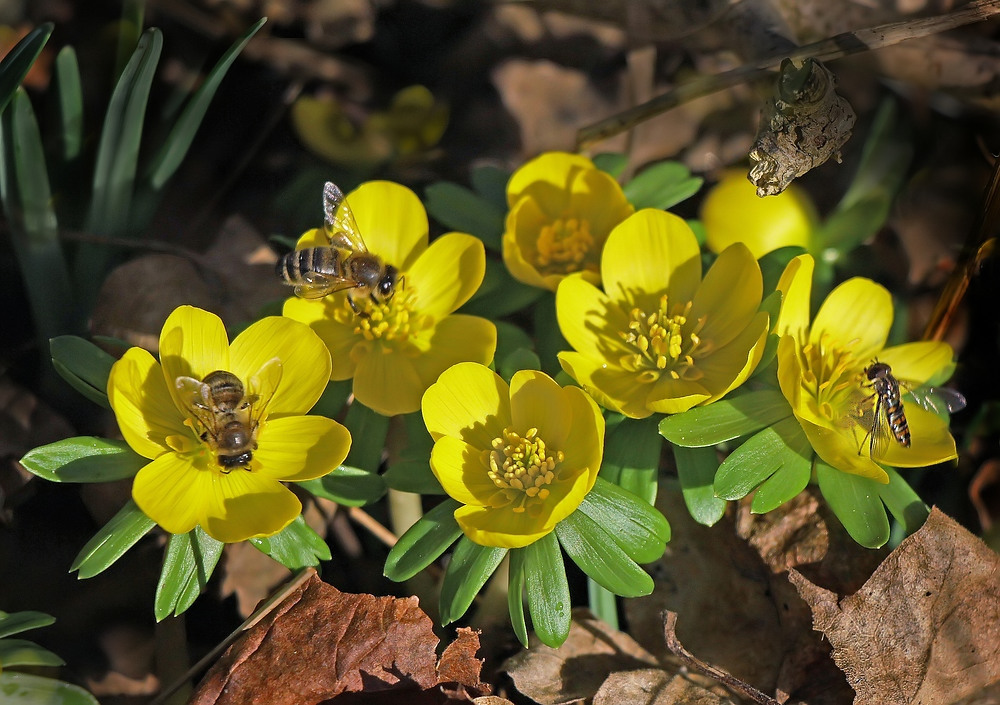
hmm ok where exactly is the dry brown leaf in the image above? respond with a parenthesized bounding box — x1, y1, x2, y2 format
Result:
(790, 507, 1000, 705)
(593, 668, 736, 705)
(503, 609, 659, 705)
(190, 572, 487, 705)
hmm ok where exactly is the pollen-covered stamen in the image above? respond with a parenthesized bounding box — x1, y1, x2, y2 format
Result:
(794, 331, 863, 420)
(535, 216, 595, 275)
(337, 286, 429, 343)
(619, 295, 708, 381)
(487, 427, 563, 513)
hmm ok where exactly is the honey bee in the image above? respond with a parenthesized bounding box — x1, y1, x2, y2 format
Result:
(276, 181, 401, 316)
(856, 360, 966, 460)
(175, 359, 282, 471)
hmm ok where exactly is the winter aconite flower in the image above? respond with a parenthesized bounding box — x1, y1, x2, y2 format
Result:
(557, 209, 770, 418)
(775, 254, 958, 482)
(108, 306, 351, 543)
(421, 362, 604, 548)
(283, 181, 496, 417)
(701, 169, 816, 259)
(502, 152, 634, 291)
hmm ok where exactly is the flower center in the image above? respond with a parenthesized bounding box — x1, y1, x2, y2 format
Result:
(487, 427, 562, 513)
(336, 286, 428, 344)
(619, 294, 709, 383)
(794, 332, 864, 421)
(535, 216, 595, 275)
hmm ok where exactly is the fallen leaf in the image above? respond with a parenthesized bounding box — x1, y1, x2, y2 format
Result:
(790, 507, 1000, 705)
(593, 668, 735, 705)
(191, 571, 488, 705)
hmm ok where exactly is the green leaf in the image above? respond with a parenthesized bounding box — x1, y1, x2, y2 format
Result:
(114, 0, 145, 80)
(0, 611, 54, 639)
(714, 416, 810, 500)
(70, 499, 156, 578)
(20, 437, 146, 483)
(522, 533, 570, 647)
(0, 23, 52, 114)
(816, 462, 890, 548)
(384, 499, 462, 581)
(555, 511, 652, 597)
(498, 348, 540, 383)
(343, 401, 391, 472)
(50, 336, 116, 409)
(0, 671, 100, 705)
(759, 289, 783, 332)
(587, 580, 618, 630)
(0, 639, 64, 668)
(494, 321, 533, 364)
(658, 389, 792, 447)
(577, 477, 669, 563)
(877, 466, 929, 537)
(250, 515, 331, 569)
(749, 452, 812, 514)
(592, 152, 626, 178)
(460, 258, 544, 318)
(154, 526, 223, 621)
(507, 549, 529, 647)
(383, 412, 442, 494)
(673, 445, 726, 527)
(624, 161, 703, 210)
(816, 197, 890, 256)
(758, 246, 807, 297)
(298, 465, 387, 507)
(470, 164, 510, 211)
(439, 536, 506, 624)
(424, 181, 504, 250)
(532, 292, 568, 378)
(601, 415, 662, 504)
(309, 378, 353, 419)
(52, 46, 84, 163)
(146, 19, 266, 189)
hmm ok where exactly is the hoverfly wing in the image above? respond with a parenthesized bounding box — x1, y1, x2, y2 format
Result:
(907, 385, 967, 415)
(322, 182, 368, 253)
(867, 395, 893, 460)
(247, 357, 283, 428)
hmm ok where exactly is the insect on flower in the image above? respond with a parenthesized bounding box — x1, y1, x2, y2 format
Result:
(175, 359, 281, 472)
(276, 182, 402, 316)
(856, 360, 966, 460)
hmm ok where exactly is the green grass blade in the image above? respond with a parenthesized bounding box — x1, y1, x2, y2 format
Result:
(146, 18, 266, 190)
(522, 533, 571, 647)
(0, 610, 55, 639)
(114, 0, 145, 80)
(0, 23, 52, 114)
(70, 499, 156, 578)
(52, 46, 84, 162)
(0, 672, 99, 705)
(438, 537, 506, 625)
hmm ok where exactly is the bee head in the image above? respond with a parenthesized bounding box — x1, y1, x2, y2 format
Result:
(374, 265, 399, 303)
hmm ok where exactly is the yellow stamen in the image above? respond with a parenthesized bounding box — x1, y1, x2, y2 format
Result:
(794, 331, 866, 422)
(487, 427, 563, 513)
(535, 216, 595, 275)
(335, 286, 429, 344)
(618, 294, 709, 382)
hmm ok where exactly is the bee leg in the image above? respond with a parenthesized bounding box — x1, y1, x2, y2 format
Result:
(348, 293, 370, 319)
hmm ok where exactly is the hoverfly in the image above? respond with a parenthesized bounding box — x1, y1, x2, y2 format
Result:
(175, 359, 282, 472)
(856, 360, 966, 460)
(276, 182, 401, 316)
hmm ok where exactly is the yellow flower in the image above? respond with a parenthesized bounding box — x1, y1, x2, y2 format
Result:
(701, 169, 816, 259)
(775, 255, 958, 482)
(107, 306, 351, 543)
(421, 363, 604, 549)
(502, 152, 634, 291)
(557, 209, 770, 418)
(282, 181, 496, 417)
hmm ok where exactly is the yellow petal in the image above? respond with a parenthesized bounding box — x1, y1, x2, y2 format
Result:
(430, 436, 498, 505)
(502, 199, 554, 290)
(254, 415, 352, 481)
(230, 316, 332, 417)
(282, 296, 360, 381)
(775, 254, 814, 338)
(159, 305, 231, 416)
(409, 314, 498, 395)
(796, 413, 889, 482)
(557, 352, 652, 419)
(881, 406, 957, 467)
(290, 95, 389, 167)
(811, 278, 891, 362)
(776, 335, 803, 410)
(295, 227, 328, 249)
(701, 169, 815, 258)
(693, 311, 770, 402)
(108, 347, 189, 459)
(879, 341, 956, 385)
(454, 504, 553, 549)
(348, 181, 427, 271)
(556, 275, 628, 361)
(407, 233, 485, 319)
(131, 452, 207, 535)
(601, 210, 701, 306)
(199, 470, 302, 543)
(506, 151, 595, 206)
(645, 377, 711, 414)
(509, 370, 571, 450)
(567, 167, 634, 241)
(689, 242, 762, 349)
(421, 361, 511, 447)
(352, 347, 425, 417)
(556, 386, 604, 491)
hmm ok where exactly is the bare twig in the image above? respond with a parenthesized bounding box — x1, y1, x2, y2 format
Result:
(347, 505, 399, 548)
(576, 0, 1000, 149)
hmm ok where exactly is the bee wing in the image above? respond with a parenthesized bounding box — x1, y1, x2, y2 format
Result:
(247, 357, 283, 427)
(906, 385, 967, 415)
(293, 269, 342, 299)
(322, 182, 368, 253)
(175, 376, 216, 431)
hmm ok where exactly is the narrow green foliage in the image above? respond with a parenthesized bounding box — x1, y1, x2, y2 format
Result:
(659, 389, 792, 447)
(250, 515, 331, 569)
(20, 437, 146, 483)
(0, 639, 64, 668)
(343, 401, 390, 472)
(470, 164, 510, 210)
(71, 500, 156, 578)
(714, 416, 811, 500)
(576, 477, 669, 563)
(154, 527, 224, 621)
(878, 467, 929, 537)
(749, 456, 812, 514)
(624, 160, 703, 210)
(0, 672, 100, 705)
(52, 47, 84, 162)
(587, 580, 619, 630)
(461, 258, 544, 317)
(673, 445, 726, 527)
(383, 412, 442, 494)
(384, 499, 462, 581)
(532, 293, 569, 378)
(507, 549, 529, 647)
(601, 414, 662, 504)
(555, 511, 652, 597)
(0, 23, 52, 113)
(816, 462, 890, 548)
(49, 336, 116, 409)
(522, 533, 570, 647)
(499, 348, 541, 383)
(592, 152, 627, 178)
(439, 537, 506, 624)
(114, 0, 145, 79)
(424, 181, 504, 250)
(0, 611, 55, 639)
(298, 466, 387, 507)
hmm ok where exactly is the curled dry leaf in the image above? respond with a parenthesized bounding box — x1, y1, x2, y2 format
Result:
(790, 507, 1000, 705)
(593, 668, 736, 705)
(191, 571, 488, 705)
